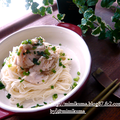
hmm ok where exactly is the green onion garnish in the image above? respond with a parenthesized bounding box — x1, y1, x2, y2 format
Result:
(72, 82, 77, 89)
(0, 81, 5, 90)
(51, 69, 56, 73)
(73, 76, 80, 82)
(6, 93, 11, 99)
(8, 64, 12, 67)
(52, 94, 58, 100)
(51, 85, 54, 89)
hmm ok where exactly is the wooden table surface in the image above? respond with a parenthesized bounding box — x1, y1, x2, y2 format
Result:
(1, 0, 120, 120)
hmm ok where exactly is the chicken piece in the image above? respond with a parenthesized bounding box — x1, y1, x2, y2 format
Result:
(14, 44, 34, 68)
(14, 43, 46, 68)
(30, 52, 59, 74)
(22, 72, 49, 84)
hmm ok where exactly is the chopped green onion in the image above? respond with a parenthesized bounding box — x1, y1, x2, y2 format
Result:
(34, 51, 36, 54)
(16, 103, 20, 107)
(51, 69, 56, 73)
(16, 49, 21, 56)
(59, 43, 62, 46)
(68, 58, 72, 60)
(16, 103, 23, 108)
(51, 46, 56, 51)
(42, 80, 45, 82)
(64, 93, 67, 96)
(0, 81, 5, 90)
(22, 39, 32, 44)
(33, 58, 41, 65)
(6, 93, 11, 99)
(72, 82, 77, 89)
(60, 52, 65, 56)
(52, 94, 58, 100)
(77, 71, 80, 75)
(2, 62, 6, 67)
(31, 104, 43, 108)
(44, 49, 51, 56)
(59, 62, 63, 66)
(59, 58, 62, 62)
(43, 102, 47, 105)
(26, 49, 31, 54)
(62, 65, 66, 68)
(40, 69, 43, 72)
(20, 67, 24, 70)
(32, 46, 37, 50)
(37, 37, 43, 43)
(17, 51, 20, 56)
(8, 64, 12, 67)
(20, 79, 24, 83)
(51, 85, 54, 89)
(73, 76, 80, 82)
(23, 71, 30, 76)
(18, 77, 21, 79)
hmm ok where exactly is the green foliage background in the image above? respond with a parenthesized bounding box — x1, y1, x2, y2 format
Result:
(1, 0, 120, 43)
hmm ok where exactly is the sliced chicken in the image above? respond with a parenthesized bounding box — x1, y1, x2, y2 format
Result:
(30, 52, 58, 73)
(13, 37, 59, 84)
(22, 72, 49, 84)
(14, 39, 45, 68)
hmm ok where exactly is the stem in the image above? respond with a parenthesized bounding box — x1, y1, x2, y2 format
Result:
(52, 15, 61, 23)
(93, 21, 112, 31)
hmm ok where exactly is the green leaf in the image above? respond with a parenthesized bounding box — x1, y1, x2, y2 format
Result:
(78, 24, 88, 34)
(43, 0, 49, 6)
(100, 21, 106, 30)
(48, 0, 54, 5)
(84, 9, 94, 20)
(31, 2, 39, 14)
(117, 0, 120, 5)
(106, 24, 112, 31)
(87, 0, 98, 6)
(25, 3, 31, 10)
(112, 8, 120, 22)
(79, 5, 88, 14)
(89, 14, 96, 21)
(113, 29, 120, 40)
(96, 16, 102, 24)
(114, 21, 120, 29)
(105, 30, 113, 40)
(6, 0, 11, 3)
(57, 13, 65, 21)
(81, 18, 87, 25)
(72, 0, 86, 6)
(46, 6, 53, 14)
(39, 6, 46, 16)
(26, 0, 33, 2)
(92, 26, 101, 36)
(98, 31, 106, 39)
(86, 20, 95, 29)
(101, 0, 116, 8)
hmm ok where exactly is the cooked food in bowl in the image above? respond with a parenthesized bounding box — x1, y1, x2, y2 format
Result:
(0, 26, 91, 113)
(0, 36, 80, 108)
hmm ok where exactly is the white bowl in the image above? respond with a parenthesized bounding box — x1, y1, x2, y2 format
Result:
(0, 25, 91, 113)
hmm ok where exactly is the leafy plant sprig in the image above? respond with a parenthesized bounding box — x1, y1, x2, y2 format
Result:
(73, 0, 120, 43)
(0, 0, 11, 7)
(2, 0, 120, 43)
(25, 0, 65, 21)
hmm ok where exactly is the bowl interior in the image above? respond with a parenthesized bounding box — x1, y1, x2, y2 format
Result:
(0, 25, 91, 112)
